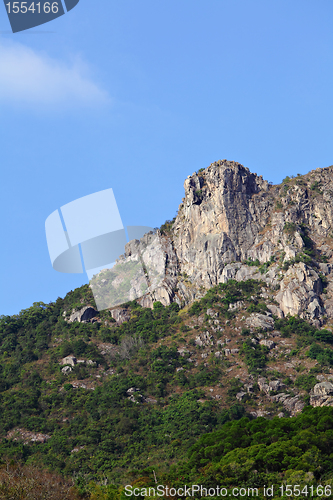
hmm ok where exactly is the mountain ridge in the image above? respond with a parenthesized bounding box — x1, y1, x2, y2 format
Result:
(2, 160, 333, 497)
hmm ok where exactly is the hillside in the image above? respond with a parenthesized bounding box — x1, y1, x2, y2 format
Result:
(2, 160, 333, 498)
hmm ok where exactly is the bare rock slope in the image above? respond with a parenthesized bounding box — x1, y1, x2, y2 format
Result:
(100, 160, 333, 326)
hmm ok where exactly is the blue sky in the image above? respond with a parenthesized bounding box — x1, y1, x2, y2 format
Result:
(1, 0, 333, 316)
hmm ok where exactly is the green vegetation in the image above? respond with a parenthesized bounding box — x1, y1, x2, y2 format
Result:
(2, 276, 333, 498)
(159, 217, 176, 235)
(310, 180, 322, 194)
(243, 258, 260, 266)
(243, 256, 276, 275)
(0, 283, 254, 490)
(188, 279, 262, 318)
(241, 340, 268, 372)
(160, 406, 333, 498)
(284, 222, 297, 235)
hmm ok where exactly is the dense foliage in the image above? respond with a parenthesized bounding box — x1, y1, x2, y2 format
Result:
(1, 278, 333, 498)
(158, 406, 333, 499)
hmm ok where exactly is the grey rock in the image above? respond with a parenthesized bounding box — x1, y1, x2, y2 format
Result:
(256, 410, 271, 417)
(319, 263, 331, 274)
(68, 306, 97, 323)
(61, 366, 72, 374)
(60, 356, 76, 367)
(276, 263, 323, 320)
(284, 396, 305, 415)
(195, 332, 214, 346)
(246, 313, 274, 330)
(177, 347, 191, 357)
(236, 392, 247, 401)
(270, 392, 288, 402)
(86, 360, 96, 366)
(85, 162, 333, 327)
(111, 308, 131, 324)
(260, 339, 276, 350)
(266, 304, 284, 318)
(312, 381, 333, 396)
(206, 308, 218, 317)
(269, 380, 286, 392)
(310, 382, 333, 407)
(128, 395, 141, 404)
(127, 387, 140, 394)
(229, 301, 245, 311)
(257, 377, 267, 391)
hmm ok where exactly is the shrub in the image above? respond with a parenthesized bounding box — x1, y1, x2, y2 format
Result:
(283, 222, 297, 235)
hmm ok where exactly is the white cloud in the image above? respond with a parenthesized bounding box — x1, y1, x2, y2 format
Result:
(0, 40, 110, 107)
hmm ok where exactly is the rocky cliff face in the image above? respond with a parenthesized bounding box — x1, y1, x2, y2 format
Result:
(99, 160, 333, 326)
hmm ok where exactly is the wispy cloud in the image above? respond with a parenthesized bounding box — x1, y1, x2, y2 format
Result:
(0, 40, 110, 108)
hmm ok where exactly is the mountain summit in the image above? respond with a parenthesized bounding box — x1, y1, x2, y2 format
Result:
(94, 160, 333, 326)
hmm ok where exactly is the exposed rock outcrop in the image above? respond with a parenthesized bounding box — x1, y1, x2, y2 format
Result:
(111, 307, 131, 324)
(60, 355, 76, 367)
(92, 160, 333, 325)
(68, 306, 97, 323)
(310, 382, 333, 407)
(246, 313, 274, 330)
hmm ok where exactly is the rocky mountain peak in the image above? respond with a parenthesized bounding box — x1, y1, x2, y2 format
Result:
(92, 161, 333, 327)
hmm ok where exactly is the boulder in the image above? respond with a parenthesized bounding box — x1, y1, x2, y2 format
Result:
(266, 304, 284, 318)
(177, 347, 191, 357)
(206, 308, 218, 317)
(236, 392, 247, 401)
(310, 382, 333, 407)
(258, 377, 267, 391)
(86, 360, 96, 366)
(269, 380, 286, 392)
(284, 396, 305, 415)
(60, 356, 76, 367)
(61, 366, 72, 374)
(312, 382, 333, 396)
(260, 339, 276, 350)
(195, 332, 214, 346)
(127, 387, 140, 394)
(229, 301, 245, 310)
(246, 313, 274, 330)
(111, 308, 131, 324)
